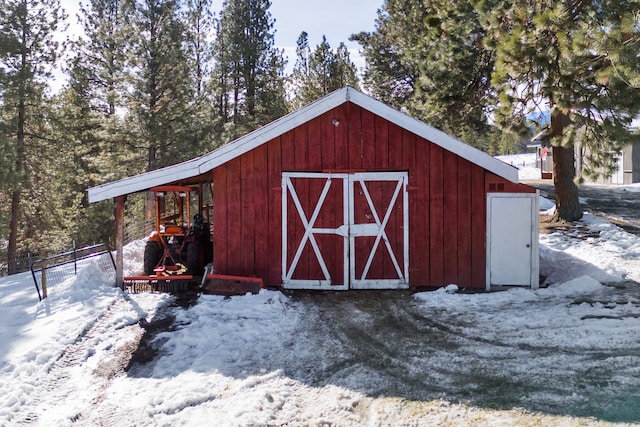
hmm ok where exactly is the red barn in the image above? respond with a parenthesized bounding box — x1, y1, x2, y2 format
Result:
(88, 87, 539, 291)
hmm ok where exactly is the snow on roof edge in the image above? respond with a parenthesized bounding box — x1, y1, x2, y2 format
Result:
(88, 86, 518, 203)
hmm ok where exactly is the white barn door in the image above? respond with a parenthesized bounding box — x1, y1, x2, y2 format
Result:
(282, 172, 408, 290)
(486, 193, 539, 289)
(282, 172, 349, 290)
(348, 172, 409, 289)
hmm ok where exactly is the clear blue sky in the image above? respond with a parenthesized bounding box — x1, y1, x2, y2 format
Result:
(267, 0, 381, 70)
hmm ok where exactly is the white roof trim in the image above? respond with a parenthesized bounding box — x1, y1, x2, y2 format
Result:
(88, 87, 518, 203)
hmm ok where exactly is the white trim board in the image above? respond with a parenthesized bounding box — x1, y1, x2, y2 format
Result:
(88, 87, 519, 203)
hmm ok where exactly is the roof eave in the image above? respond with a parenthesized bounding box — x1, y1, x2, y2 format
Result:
(346, 89, 520, 183)
(87, 86, 521, 203)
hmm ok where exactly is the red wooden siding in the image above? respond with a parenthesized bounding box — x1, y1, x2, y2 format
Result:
(267, 138, 282, 286)
(429, 144, 445, 286)
(456, 158, 473, 287)
(212, 102, 532, 289)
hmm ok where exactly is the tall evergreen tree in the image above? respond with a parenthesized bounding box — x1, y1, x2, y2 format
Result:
(124, 0, 195, 221)
(350, 12, 414, 109)
(477, 0, 640, 221)
(0, 0, 65, 273)
(184, 0, 214, 99)
(74, 0, 128, 117)
(212, 0, 287, 140)
(125, 0, 193, 172)
(58, 0, 140, 245)
(69, 0, 133, 184)
(183, 0, 216, 152)
(353, 0, 495, 147)
(290, 33, 360, 109)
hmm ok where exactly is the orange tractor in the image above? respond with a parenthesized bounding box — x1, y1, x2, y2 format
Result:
(143, 185, 212, 277)
(129, 184, 261, 295)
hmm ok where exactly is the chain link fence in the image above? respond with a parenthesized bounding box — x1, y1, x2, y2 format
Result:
(0, 244, 116, 308)
(0, 218, 152, 308)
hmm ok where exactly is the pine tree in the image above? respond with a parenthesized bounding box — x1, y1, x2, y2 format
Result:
(212, 0, 287, 140)
(478, 0, 640, 221)
(353, 0, 495, 148)
(184, 0, 214, 100)
(0, 0, 65, 273)
(119, 0, 195, 223)
(183, 0, 216, 152)
(350, 12, 414, 109)
(57, 0, 140, 245)
(290, 33, 360, 109)
(46, 86, 120, 248)
(125, 0, 193, 172)
(74, 0, 128, 117)
(69, 0, 134, 184)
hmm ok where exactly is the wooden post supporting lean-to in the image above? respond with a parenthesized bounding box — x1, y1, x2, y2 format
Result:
(115, 195, 126, 289)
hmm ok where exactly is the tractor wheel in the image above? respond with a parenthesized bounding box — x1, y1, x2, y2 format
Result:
(143, 240, 162, 275)
(186, 241, 201, 275)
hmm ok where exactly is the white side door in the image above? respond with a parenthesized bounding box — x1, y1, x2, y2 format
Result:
(486, 193, 539, 289)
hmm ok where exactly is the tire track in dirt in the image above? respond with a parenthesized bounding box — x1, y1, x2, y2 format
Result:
(289, 291, 464, 399)
(11, 295, 146, 426)
(287, 288, 640, 416)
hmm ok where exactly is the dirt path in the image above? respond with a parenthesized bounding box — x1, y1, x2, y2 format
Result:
(9, 295, 174, 426)
(11, 297, 138, 425)
(282, 288, 640, 422)
(527, 179, 640, 233)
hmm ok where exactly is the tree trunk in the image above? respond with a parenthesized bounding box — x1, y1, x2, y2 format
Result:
(7, 190, 21, 275)
(550, 110, 582, 222)
(8, 81, 27, 275)
(552, 145, 582, 221)
(145, 144, 158, 230)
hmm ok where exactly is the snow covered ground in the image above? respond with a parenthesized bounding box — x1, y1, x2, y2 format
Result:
(2, 175, 640, 425)
(496, 152, 542, 180)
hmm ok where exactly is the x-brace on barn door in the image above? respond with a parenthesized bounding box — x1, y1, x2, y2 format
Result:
(282, 172, 409, 290)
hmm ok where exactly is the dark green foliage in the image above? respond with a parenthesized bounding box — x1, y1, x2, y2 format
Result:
(125, 0, 195, 171)
(182, 0, 217, 153)
(353, 0, 495, 149)
(211, 0, 288, 142)
(477, 0, 640, 220)
(0, 0, 296, 267)
(0, 0, 66, 272)
(290, 32, 360, 109)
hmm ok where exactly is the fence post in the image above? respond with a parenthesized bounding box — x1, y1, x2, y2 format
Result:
(30, 254, 42, 301)
(41, 254, 48, 299)
(73, 240, 77, 275)
(115, 195, 126, 290)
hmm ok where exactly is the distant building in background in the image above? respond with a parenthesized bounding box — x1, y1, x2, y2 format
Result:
(531, 130, 640, 184)
(575, 144, 640, 185)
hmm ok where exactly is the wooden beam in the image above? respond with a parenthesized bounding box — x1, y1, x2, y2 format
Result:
(115, 195, 126, 289)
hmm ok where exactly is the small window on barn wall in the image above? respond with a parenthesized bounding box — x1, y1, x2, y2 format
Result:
(488, 183, 505, 192)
